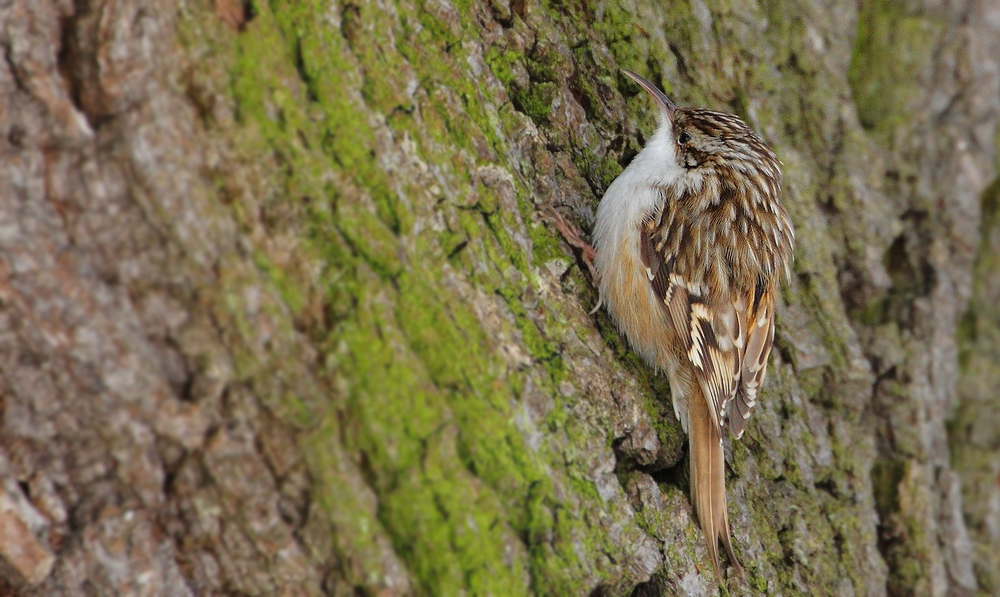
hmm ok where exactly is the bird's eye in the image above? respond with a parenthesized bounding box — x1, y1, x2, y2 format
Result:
(678, 132, 691, 144)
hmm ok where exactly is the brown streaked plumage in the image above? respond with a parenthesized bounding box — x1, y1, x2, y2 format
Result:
(592, 70, 794, 580)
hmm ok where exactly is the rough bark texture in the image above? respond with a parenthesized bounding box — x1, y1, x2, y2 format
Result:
(0, 0, 997, 595)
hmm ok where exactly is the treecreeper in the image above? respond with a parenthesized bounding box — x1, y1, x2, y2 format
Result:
(593, 70, 795, 579)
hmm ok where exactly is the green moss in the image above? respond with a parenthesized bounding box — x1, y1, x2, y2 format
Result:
(642, 392, 685, 458)
(586, 151, 626, 195)
(513, 82, 559, 122)
(330, 267, 547, 594)
(174, 0, 646, 591)
(527, 221, 569, 268)
(853, 297, 892, 327)
(485, 47, 526, 89)
(848, 0, 944, 136)
(871, 458, 905, 518)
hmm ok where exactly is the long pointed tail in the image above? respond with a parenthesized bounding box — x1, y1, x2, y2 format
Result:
(689, 386, 743, 579)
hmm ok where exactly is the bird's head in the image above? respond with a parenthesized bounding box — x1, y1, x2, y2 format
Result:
(622, 70, 780, 190)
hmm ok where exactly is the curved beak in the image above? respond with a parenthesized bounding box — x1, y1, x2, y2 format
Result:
(622, 69, 676, 120)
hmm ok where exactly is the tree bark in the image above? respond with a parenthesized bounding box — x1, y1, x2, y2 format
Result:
(0, 0, 997, 594)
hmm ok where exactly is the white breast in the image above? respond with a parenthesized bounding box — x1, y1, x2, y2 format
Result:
(592, 121, 685, 367)
(593, 122, 681, 259)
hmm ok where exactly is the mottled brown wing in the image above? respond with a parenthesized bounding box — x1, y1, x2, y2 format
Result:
(639, 217, 741, 437)
(729, 291, 775, 438)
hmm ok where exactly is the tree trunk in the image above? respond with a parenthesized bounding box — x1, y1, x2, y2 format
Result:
(0, 0, 997, 594)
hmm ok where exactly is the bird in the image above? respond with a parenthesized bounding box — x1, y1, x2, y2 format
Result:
(591, 70, 795, 579)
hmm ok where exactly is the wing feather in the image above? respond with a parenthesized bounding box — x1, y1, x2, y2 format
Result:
(640, 207, 777, 440)
(729, 295, 775, 438)
(640, 219, 740, 437)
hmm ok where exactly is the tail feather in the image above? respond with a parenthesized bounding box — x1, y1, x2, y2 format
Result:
(689, 387, 743, 580)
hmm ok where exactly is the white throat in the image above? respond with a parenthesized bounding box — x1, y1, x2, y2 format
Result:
(592, 120, 684, 275)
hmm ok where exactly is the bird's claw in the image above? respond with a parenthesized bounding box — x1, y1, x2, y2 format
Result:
(543, 207, 601, 288)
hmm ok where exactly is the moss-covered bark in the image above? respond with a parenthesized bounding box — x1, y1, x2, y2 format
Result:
(0, 0, 997, 594)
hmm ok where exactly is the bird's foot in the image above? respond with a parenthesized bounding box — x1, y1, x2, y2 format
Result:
(544, 208, 599, 281)
(543, 207, 603, 314)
